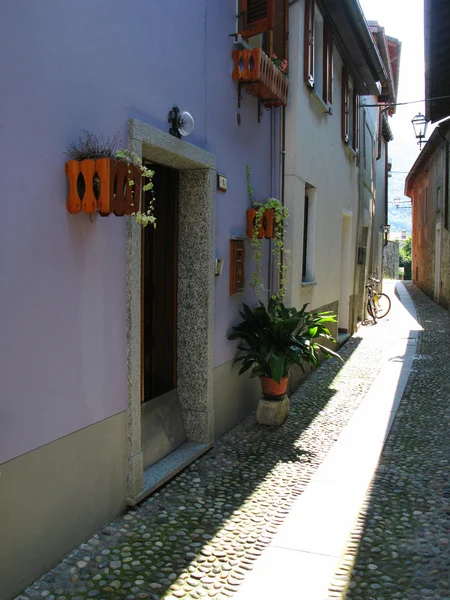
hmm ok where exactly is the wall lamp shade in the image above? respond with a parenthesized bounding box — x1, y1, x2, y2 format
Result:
(411, 112, 429, 148)
(168, 106, 195, 138)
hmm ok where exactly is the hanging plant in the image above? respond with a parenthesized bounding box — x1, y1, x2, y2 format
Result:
(65, 131, 156, 228)
(245, 164, 289, 301)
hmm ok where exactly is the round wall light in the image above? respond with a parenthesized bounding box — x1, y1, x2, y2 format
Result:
(168, 106, 195, 139)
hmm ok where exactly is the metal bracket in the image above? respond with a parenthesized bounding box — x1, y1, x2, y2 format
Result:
(258, 99, 263, 123)
(168, 106, 181, 138)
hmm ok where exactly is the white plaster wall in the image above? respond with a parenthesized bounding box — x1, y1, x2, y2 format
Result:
(285, 0, 359, 317)
(373, 135, 388, 279)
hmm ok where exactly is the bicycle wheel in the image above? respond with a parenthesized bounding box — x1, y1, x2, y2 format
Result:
(373, 293, 391, 319)
(367, 299, 377, 322)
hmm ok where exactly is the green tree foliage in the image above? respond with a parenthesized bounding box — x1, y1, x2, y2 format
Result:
(399, 236, 412, 279)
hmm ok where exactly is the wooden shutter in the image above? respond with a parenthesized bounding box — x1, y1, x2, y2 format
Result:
(341, 66, 349, 143)
(322, 21, 333, 106)
(353, 93, 360, 151)
(271, 0, 289, 61)
(240, 0, 275, 38)
(304, 0, 314, 87)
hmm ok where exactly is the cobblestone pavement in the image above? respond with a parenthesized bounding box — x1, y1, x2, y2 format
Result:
(16, 287, 411, 600)
(327, 283, 450, 600)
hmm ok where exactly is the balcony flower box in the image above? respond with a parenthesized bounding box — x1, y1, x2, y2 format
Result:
(232, 48, 289, 107)
(65, 158, 141, 217)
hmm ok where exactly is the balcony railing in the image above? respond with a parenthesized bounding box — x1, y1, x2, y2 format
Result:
(232, 48, 289, 108)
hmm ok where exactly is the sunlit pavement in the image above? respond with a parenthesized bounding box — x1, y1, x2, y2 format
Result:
(15, 282, 442, 600)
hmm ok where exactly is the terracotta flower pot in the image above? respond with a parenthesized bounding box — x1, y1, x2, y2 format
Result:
(260, 376, 288, 398)
(246, 208, 275, 239)
(264, 209, 274, 239)
(246, 208, 265, 239)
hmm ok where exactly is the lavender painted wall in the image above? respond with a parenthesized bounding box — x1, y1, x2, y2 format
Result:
(0, 1, 280, 464)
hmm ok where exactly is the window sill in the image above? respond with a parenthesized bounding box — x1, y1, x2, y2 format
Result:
(308, 88, 331, 114)
(301, 280, 317, 287)
(344, 144, 358, 160)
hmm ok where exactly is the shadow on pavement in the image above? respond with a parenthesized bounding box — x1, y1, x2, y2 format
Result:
(19, 335, 366, 600)
(328, 283, 450, 600)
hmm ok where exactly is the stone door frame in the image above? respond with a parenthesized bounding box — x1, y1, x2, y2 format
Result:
(126, 118, 216, 502)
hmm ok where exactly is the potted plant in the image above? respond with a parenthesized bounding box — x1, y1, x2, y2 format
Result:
(228, 298, 342, 426)
(245, 164, 290, 299)
(64, 130, 156, 227)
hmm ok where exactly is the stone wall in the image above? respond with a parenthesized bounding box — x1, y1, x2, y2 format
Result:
(383, 240, 399, 280)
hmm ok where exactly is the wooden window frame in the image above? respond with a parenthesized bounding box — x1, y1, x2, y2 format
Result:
(322, 21, 333, 108)
(304, 1, 333, 109)
(304, 0, 315, 88)
(342, 66, 359, 151)
(238, 0, 288, 63)
(302, 194, 310, 280)
(239, 0, 275, 39)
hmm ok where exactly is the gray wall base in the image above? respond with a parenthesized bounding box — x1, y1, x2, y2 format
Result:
(213, 360, 261, 439)
(0, 413, 127, 600)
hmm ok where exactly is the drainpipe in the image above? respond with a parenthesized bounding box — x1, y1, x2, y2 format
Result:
(383, 143, 389, 248)
(268, 109, 274, 300)
(280, 106, 287, 294)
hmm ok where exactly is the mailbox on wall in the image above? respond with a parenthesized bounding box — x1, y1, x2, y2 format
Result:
(229, 238, 245, 295)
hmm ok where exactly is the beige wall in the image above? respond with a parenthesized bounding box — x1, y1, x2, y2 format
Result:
(0, 413, 127, 600)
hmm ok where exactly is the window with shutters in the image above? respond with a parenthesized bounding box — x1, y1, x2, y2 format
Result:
(304, 1, 333, 109)
(341, 67, 359, 152)
(232, 0, 290, 108)
(237, 0, 288, 63)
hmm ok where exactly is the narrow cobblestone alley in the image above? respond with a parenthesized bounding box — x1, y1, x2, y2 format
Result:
(13, 283, 449, 600)
(327, 283, 450, 600)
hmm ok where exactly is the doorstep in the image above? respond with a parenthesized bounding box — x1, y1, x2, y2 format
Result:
(127, 441, 213, 506)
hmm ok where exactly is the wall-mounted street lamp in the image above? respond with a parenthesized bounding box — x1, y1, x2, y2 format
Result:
(381, 223, 390, 247)
(411, 112, 429, 149)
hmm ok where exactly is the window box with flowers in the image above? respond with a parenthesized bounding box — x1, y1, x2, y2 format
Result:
(232, 0, 289, 108)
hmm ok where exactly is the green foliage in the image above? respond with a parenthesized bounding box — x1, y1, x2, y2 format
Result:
(246, 165, 290, 302)
(65, 130, 121, 161)
(399, 236, 412, 279)
(115, 149, 156, 228)
(228, 299, 342, 383)
(399, 236, 412, 263)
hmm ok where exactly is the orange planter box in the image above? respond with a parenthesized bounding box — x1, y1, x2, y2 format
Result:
(65, 158, 142, 217)
(246, 208, 275, 239)
(232, 48, 289, 107)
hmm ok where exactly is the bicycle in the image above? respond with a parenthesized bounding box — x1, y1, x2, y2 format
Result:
(366, 276, 391, 322)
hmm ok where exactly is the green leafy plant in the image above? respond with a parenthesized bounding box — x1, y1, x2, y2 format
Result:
(246, 164, 289, 300)
(65, 131, 156, 228)
(228, 298, 342, 383)
(399, 235, 412, 279)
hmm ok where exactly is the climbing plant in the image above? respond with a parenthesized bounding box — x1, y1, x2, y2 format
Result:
(246, 165, 289, 302)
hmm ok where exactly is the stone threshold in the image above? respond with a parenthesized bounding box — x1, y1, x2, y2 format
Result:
(127, 441, 213, 506)
(337, 331, 351, 349)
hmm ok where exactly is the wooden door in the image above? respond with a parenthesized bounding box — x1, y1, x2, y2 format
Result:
(142, 165, 179, 402)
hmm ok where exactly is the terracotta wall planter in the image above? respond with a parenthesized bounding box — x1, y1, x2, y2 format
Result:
(246, 208, 275, 239)
(260, 376, 288, 398)
(232, 48, 289, 107)
(65, 158, 142, 217)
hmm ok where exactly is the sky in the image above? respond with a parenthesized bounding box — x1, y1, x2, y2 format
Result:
(358, 0, 426, 232)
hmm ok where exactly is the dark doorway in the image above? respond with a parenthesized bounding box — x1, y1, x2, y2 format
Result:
(142, 165, 179, 402)
(141, 164, 186, 470)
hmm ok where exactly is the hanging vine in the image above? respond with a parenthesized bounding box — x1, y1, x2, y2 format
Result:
(246, 164, 290, 303)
